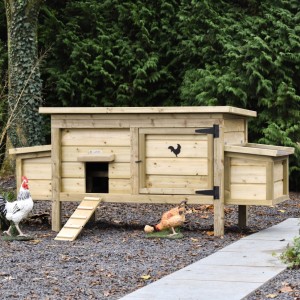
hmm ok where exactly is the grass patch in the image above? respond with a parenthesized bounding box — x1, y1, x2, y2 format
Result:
(145, 228, 184, 239)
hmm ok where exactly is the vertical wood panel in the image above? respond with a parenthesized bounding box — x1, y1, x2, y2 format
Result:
(52, 127, 61, 231)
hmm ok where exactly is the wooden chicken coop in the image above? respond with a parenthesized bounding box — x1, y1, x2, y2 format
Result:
(9, 106, 294, 237)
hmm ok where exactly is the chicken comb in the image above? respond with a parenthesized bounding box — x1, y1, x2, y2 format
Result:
(22, 176, 28, 182)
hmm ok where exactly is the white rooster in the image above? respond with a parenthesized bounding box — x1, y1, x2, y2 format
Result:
(0, 176, 33, 236)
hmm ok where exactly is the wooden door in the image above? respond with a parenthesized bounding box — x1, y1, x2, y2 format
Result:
(138, 128, 214, 195)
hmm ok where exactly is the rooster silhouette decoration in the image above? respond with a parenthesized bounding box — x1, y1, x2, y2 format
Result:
(168, 144, 181, 157)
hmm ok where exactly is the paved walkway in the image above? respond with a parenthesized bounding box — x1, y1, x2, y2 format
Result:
(120, 218, 299, 300)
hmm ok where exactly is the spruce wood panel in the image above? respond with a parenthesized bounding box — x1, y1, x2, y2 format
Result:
(23, 163, 52, 180)
(109, 163, 130, 179)
(61, 128, 130, 146)
(130, 127, 139, 194)
(62, 178, 85, 193)
(230, 183, 267, 200)
(61, 146, 130, 163)
(9, 144, 51, 155)
(52, 118, 219, 129)
(140, 187, 201, 195)
(224, 119, 245, 132)
(274, 161, 284, 182)
(61, 162, 85, 178)
(145, 175, 208, 189)
(51, 127, 62, 231)
(145, 158, 208, 176)
(109, 178, 131, 194)
(145, 139, 208, 158)
(224, 132, 245, 145)
(230, 165, 266, 184)
(50, 113, 222, 120)
(29, 180, 52, 198)
(39, 106, 257, 117)
(59, 192, 214, 204)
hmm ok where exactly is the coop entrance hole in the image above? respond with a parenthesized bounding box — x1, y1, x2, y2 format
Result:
(86, 162, 109, 193)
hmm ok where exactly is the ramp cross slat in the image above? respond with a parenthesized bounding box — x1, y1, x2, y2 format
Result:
(54, 197, 102, 241)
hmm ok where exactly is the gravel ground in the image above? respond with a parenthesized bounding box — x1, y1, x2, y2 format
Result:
(0, 176, 299, 300)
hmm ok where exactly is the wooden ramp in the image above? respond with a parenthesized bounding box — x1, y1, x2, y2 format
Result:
(55, 197, 102, 241)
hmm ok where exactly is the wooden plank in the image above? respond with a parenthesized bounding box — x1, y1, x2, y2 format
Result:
(23, 163, 52, 180)
(28, 180, 52, 196)
(9, 144, 52, 155)
(55, 197, 102, 241)
(51, 127, 62, 231)
(274, 161, 284, 182)
(52, 118, 219, 129)
(213, 122, 225, 237)
(230, 183, 266, 200)
(145, 139, 208, 158)
(274, 180, 283, 199)
(230, 165, 266, 184)
(131, 127, 139, 194)
(62, 146, 130, 163)
(266, 162, 274, 200)
(145, 175, 209, 189)
(226, 198, 273, 206)
(77, 154, 115, 162)
(283, 158, 289, 195)
(39, 105, 257, 117)
(224, 119, 245, 132)
(61, 128, 130, 146)
(225, 144, 294, 157)
(140, 127, 209, 135)
(16, 158, 22, 192)
(224, 132, 245, 145)
(140, 187, 201, 195)
(230, 157, 267, 166)
(61, 162, 85, 178)
(145, 158, 208, 176)
(246, 143, 294, 155)
(59, 192, 214, 205)
(109, 163, 130, 179)
(109, 179, 131, 194)
(62, 178, 85, 193)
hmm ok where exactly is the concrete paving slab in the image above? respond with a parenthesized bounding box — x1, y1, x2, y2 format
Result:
(120, 218, 299, 300)
(160, 264, 285, 283)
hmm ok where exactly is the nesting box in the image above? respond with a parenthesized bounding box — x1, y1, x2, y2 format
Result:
(224, 144, 293, 206)
(9, 106, 294, 236)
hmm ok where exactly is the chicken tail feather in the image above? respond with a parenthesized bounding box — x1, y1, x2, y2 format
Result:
(0, 195, 7, 215)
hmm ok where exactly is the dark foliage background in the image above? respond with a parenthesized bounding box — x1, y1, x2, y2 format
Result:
(0, 0, 299, 189)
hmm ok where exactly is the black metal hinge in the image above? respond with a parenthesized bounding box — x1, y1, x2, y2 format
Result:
(195, 186, 220, 200)
(195, 124, 219, 138)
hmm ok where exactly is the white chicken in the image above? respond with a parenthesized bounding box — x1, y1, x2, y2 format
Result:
(0, 176, 33, 236)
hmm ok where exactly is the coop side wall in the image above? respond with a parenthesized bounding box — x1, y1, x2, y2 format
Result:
(13, 149, 52, 200)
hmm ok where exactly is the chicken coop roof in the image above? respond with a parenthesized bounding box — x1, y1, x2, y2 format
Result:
(39, 106, 257, 117)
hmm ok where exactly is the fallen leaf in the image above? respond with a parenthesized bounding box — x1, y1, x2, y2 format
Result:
(280, 285, 293, 293)
(266, 294, 277, 298)
(140, 274, 151, 280)
(191, 238, 199, 242)
(278, 210, 286, 213)
(29, 239, 41, 245)
(200, 215, 209, 219)
(206, 231, 214, 236)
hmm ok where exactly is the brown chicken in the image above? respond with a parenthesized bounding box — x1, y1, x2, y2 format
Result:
(144, 200, 187, 236)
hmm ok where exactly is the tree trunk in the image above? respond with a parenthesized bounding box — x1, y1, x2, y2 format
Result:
(5, 0, 45, 148)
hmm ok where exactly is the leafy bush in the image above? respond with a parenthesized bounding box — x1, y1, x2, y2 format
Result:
(280, 236, 300, 268)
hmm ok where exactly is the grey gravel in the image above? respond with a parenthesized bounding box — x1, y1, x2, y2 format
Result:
(0, 176, 299, 300)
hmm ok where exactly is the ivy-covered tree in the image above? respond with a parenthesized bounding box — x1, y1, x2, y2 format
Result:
(5, 0, 45, 148)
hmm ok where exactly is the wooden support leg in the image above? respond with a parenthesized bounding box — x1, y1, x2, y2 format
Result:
(52, 199, 61, 232)
(238, 205, 248, 228)
(214, 200, 225, 237)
